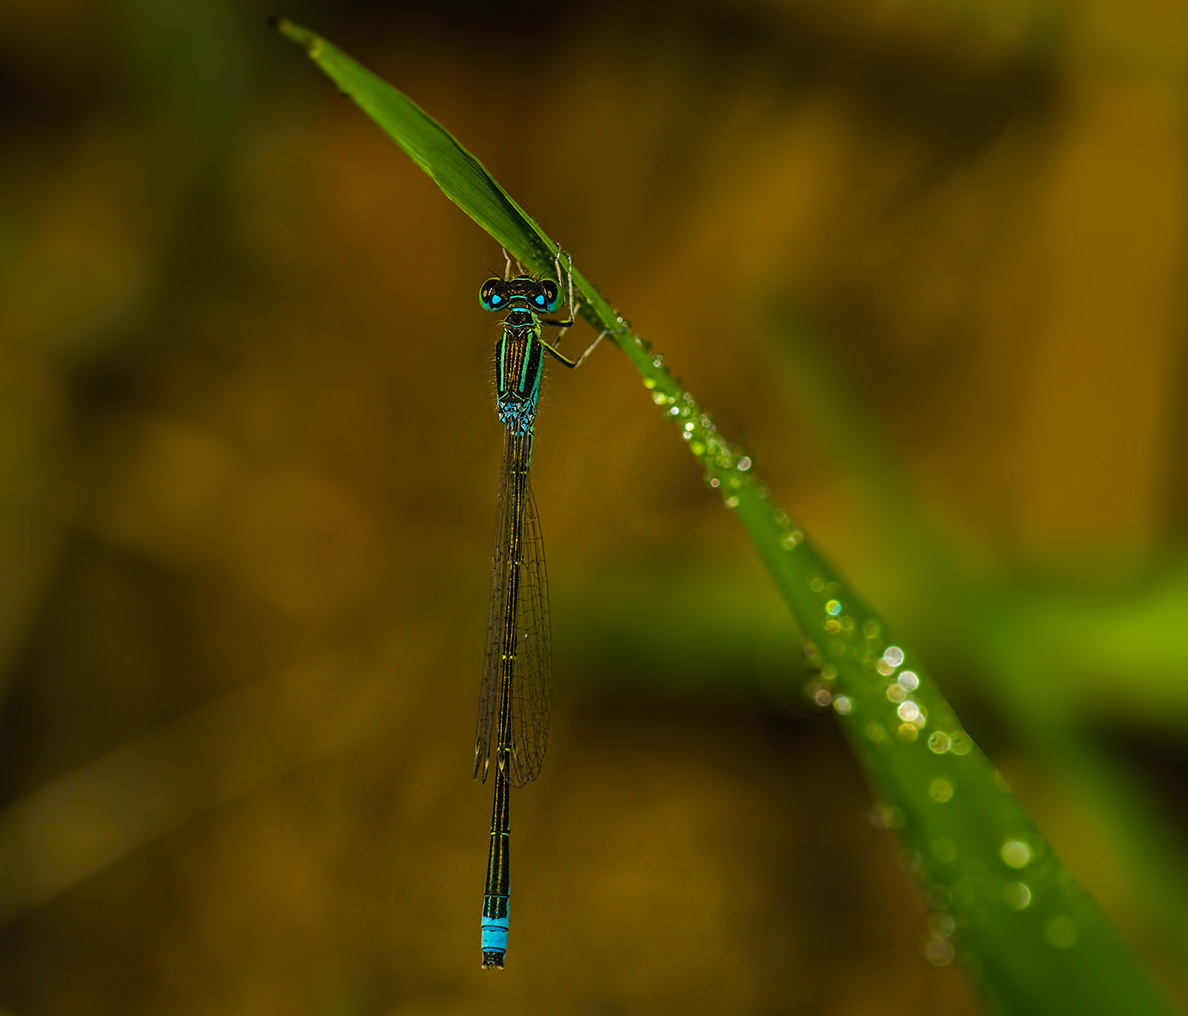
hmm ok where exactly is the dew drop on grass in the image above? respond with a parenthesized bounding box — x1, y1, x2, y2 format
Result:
(869, 803, 904, 829)
(1045, 916, 1079, 948)
(928, 731, 952, 753)
(932, 839, 957, 863)
(949, 730, 973, 755)
(930, 778, 954, 802)
(1003, 882, 1032, 909)
(927, 884, 952, 910)
(1001, 840, 1032, 868)
(928, 913, 955, 939)
(807, 682, 832, 707)
(897, 701, 922, 723)
(924, 938, 955, 966)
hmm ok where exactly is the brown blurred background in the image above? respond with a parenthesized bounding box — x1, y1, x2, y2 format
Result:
(1, 0, 1187, 1013)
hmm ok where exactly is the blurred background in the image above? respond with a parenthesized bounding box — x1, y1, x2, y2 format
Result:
(0, 0, 1186, 1012)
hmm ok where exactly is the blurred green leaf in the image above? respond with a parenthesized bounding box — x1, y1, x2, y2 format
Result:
(276, 21, 1179, 1015)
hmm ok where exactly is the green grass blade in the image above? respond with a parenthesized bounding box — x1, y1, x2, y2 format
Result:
(275, 21, 1179, 1015)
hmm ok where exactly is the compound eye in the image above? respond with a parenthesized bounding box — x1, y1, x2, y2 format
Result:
(540, 280, 560, 311)
(479, 278, 503, 311)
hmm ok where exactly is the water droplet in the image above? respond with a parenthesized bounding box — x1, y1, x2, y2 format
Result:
(886, 684, 907, 704)
(809, 577, 825, 593)
(1003, 882, 1031, 909)
(779, 531, 799, 550)
(839, 616, 855, 632)
(869, 803, 904, 828)
(820, 663, 837, 680)
(882, 646, 905, 668)
(824, 619, 841, 634)
(897, 723, 919, 742)
(1000, 840, 1032, 869)
(833, 696, 853, 715)
(928, 913, 955, 939)
(652, 354, 664, 368)
(897, 701, 922, 723)
(949, 731, 973, 756)
(724, 495, 739, 509)
(863, 620, 881, 639)
(1045, 916, 1079, 948)
(652, 392, 668, 405)
(930, 779, 954, 803)
(866, 722, 887, 742)
(807, 682, 832, 707)
(708, 476, 720, 488)
(932, 839, 957, 863)
(924, 938, 954, 966)
(642, 377, 656, 390)
(876, 659, 895, 676)
(897, 671, 919, 691)
(737, 456, 751, 471)
(690, 441, 705, 456)
(668, 406, 680, 416)
(825, 600, 842, 616)
(928, 731, 952, 754)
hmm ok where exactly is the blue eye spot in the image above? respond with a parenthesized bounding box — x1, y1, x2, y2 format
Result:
(535, 295, 545, 305)
(492, 295, 502, 305)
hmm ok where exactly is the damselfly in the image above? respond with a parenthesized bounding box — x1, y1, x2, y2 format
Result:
(472, 251, 603, 970)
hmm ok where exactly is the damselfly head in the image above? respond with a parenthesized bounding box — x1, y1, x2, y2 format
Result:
(479, 275, 562, 315)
